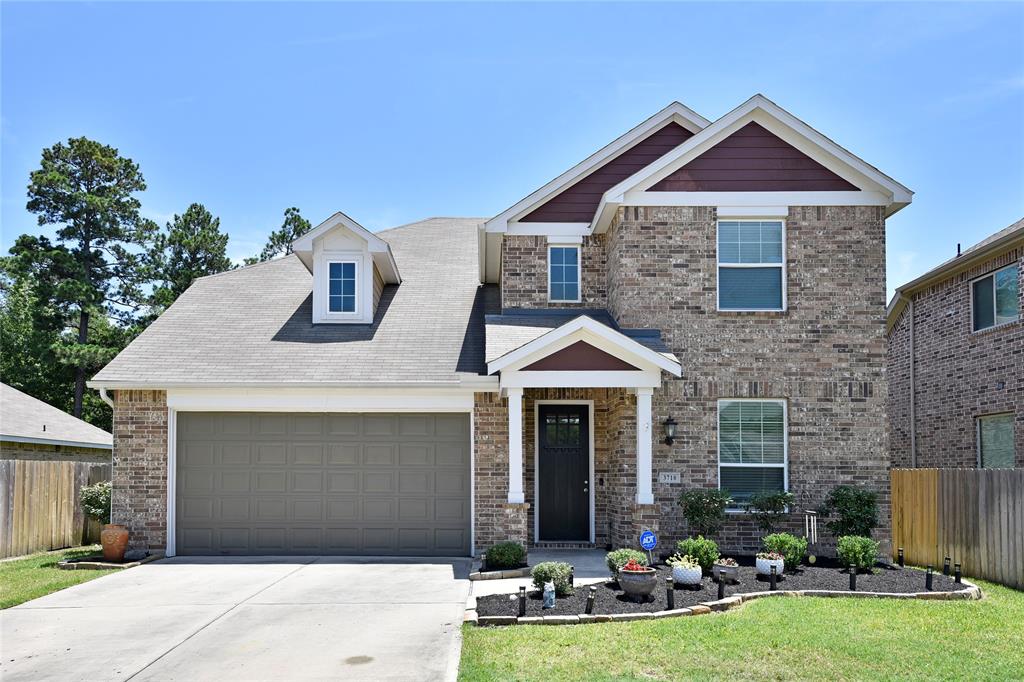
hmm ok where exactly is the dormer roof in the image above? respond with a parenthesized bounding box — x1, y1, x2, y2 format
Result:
(292, 211, 402, 284)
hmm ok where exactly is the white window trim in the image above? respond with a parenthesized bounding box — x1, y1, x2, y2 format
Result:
(716, 219, 787, 313)
(976, 411, 1016, 469)
(717, 398, 789, 512)
(312, 248, 373, 324)
(547, 244, 582, 303)
(970, 264, 1019, 333)
(327, 259, 359, 316)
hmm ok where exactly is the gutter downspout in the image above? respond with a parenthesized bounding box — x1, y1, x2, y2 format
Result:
(99, 387, 114, 408)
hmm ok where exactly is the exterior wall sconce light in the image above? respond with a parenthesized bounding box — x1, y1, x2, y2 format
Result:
(663, 416, 677, 446)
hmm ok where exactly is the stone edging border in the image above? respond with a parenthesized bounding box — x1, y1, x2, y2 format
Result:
(463, 580, 982, 626)
(57, 552, 165, 571)
(469, 566, 532, 581)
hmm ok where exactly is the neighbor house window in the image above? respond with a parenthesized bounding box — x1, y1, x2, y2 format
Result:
(718, 220, 785, 311)
(977, 413, 1015, 468)
(972, 264, 1019, 331)
(328, 261, 357, 313)
(549, 246, 580, 302)
(718, 400, 787, 507)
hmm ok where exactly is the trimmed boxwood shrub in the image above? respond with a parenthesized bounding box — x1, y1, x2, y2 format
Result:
(530, 561, 573, 596)
(837, 535, 880, 572)
(605, 548, 647, 574)
(762, 532, 808, 571)
(485, 541, 526, 570)
(675, 536, 719, 574)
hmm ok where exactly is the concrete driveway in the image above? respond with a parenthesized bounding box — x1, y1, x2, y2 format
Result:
(1, 556, 471, 682)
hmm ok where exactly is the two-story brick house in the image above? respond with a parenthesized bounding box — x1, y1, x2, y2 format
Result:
(91, 95, 911, 557)
(888, 219, 1023, 470)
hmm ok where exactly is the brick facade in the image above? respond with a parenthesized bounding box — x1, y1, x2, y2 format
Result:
(111, 390, 168, 550)
(887, 245, 1023, 468)
(500, 234, 607, 309)
(0, 440, 110, 462)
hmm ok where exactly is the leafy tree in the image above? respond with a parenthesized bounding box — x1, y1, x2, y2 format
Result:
(244, 207, 311, 264)
(148, 203, 232, 314)
(24, 137, 154, 417)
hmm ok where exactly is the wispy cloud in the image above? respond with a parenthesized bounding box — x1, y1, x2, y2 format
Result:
(942, 75, 1024, 106)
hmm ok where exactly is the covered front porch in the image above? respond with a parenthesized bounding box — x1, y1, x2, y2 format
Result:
(477, 315, 681, 551)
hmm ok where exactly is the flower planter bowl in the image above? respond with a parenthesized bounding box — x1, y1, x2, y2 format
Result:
(671, 564, 703, 586)
(618, 567, 658, 602)
(712, 563, 739, 584)
(756, 556, 785, 577)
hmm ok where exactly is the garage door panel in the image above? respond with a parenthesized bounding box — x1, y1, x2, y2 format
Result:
(177, 412, 470, 556)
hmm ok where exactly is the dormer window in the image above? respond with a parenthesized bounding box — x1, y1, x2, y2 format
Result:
(328, 261, 357, 313)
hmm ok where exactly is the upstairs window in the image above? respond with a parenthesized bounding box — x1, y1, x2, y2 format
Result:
(718, 399, 787, 508)
(718, 220, 785, 311)
(549, 246, 580, 302)
(328, 261, 357, 313)
(977, 413, 1015, 468)
(972, 264, 1018, 331)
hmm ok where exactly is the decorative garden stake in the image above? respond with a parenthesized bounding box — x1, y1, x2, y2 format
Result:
(518, 586, 526, 617)
(943, 557, 951, 576)
(666, 577, 674, 610)
(898, 548, 905, 567)
(954, 563, 962, 584)
(925, 566, 934, 591)
(769, 564, 777, 591)
(543, 581, 556, 609)
(849, 566, 857, 591)
(717, 570, 726, 600)
(585, 586, 596, 614)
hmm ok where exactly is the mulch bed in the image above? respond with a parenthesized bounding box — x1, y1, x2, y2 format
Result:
(475, 557, 961, 618)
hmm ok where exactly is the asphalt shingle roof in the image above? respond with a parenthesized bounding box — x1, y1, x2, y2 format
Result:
(0, 383, 112, 448)
(91, 218, 493, 386)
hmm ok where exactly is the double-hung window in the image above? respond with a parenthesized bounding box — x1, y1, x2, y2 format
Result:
(972, 264, 1018, 331)
(718, 399, 787, 508)
(718, 220, 785, 311)
(977, 413, 1015, 468)
(328, 261, 357, 313)
(549, 246, 580, 302)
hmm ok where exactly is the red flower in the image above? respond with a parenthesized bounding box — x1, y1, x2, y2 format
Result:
(621, 559, 648, 572)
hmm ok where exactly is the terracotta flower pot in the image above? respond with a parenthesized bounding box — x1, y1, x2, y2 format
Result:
(101, 524, 129, 562)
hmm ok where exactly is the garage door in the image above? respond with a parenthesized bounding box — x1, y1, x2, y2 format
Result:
(175, 412, 471, 556)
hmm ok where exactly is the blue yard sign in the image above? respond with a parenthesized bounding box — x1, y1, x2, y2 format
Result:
(639, 530, 657, 551)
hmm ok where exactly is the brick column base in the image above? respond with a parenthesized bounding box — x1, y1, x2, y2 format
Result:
(614, 503, 661, 551)
(501, 503, 531, 548)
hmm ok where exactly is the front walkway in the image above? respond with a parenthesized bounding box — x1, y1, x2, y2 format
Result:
(470, 549, 609, 598)
(1, 556, 471, 682)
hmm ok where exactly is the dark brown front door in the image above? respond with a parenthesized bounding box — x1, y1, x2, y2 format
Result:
(538, 404, 590, 541)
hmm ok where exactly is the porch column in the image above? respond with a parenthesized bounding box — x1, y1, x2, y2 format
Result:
(635, 387, 654, 504)
(507, 387, 525, 503)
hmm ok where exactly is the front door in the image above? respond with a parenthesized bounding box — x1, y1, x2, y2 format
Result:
(538, 404, 590, 541)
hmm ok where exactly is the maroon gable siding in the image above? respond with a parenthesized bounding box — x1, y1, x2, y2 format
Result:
(649, 122, 859, 192)
(520, 341, 641, 371)
(522, 122, 694, 223)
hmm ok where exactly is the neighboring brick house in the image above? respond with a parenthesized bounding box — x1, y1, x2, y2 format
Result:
(1, 382, 112, 462)
(91, 94, 911, 556)
(887, 219, 1023, 469)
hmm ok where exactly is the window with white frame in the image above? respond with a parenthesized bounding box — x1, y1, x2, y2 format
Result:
(718, 400, 787, 507)
(972, 264, 1018, 331)
(977, 413, 1015, 468)
(328, 261, 357, 313)
(717, 220, 785, 311)
(549, 246, 580, 302)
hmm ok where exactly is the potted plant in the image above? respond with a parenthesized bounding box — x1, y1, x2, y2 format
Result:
(617, 558, 658, 602)
(667, 553, 702, 586)
(80, 481, 128, 562)
(755, 551, 785, 577)
(712, 557, 739, 584)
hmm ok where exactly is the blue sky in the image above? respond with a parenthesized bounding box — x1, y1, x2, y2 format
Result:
(2, 2, 1022, 299)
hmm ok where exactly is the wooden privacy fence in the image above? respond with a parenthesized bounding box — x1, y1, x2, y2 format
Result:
(891, 468, 1023, 590)
(0, 460, 111, 559)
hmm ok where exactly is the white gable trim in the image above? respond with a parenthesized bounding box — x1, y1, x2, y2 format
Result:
(292, 211, 401, 283)
(484, 102, 709, 233)
(591, 94, 913, 232)
(487, 316, 681, 377)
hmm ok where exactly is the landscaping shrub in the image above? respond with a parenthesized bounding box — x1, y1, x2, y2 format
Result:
(678, 488, 732, 537)
(837, 535, 880, 572)
(821, 485, 879, 538)
(79, 481, 111, 524)
(762, 532, 808, 571)
(485, 541, 526, 570)
(747, 491, 794, 533)
(675, 536, 719, 573)
(605, 548, 647, 574)
(530, 561, 573, 596)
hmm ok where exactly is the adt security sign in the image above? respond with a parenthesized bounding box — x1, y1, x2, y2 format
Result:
(639, 530, 657, 551)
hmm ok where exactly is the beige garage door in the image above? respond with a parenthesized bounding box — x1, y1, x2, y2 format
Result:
(175, 412, 471, 556)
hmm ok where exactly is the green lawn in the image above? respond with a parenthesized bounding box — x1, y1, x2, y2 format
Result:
(0, 545, 118, 609)
(460, 580, 1024, 681)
